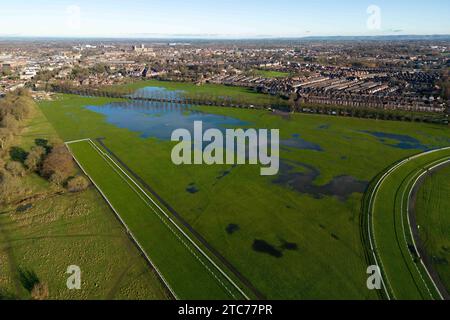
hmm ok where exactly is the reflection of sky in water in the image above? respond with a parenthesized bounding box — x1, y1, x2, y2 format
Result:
(86, 87, 322, 166)
(129, 86, 185, 101)
(88, 101, 281, 165)
(86, 99, 281, 164)
(273, 160, 368, 201)
(360, 131, 430, 151)
(280, 134, 323, 151)
(86, 100, 248, 140)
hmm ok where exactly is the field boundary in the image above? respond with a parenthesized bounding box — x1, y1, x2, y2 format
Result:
(66, 138, 251, 300)
(366, 146, 450, 300)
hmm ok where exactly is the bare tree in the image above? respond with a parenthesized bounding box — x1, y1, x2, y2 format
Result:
(0, 170, 20, 205)
(41, 145, 75, 184)
(0, 128, 13, 150)
(5, 161, 26, 177)
(67, 175, 90, 192)
(25, 146, 46, 172)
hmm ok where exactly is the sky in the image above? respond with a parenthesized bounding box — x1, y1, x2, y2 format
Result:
(0, 0, 449, 38)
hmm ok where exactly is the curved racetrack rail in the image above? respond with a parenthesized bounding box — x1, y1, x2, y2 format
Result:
(362, 147, 450, 300)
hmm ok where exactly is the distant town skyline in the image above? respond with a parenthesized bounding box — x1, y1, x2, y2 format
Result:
(0, 0, 449, 38)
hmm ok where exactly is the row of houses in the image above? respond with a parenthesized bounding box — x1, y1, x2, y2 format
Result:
(299, 92, 446, 113)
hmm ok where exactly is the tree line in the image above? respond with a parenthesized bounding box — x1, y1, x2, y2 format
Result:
(47, 81, 291, 110)
(0, 89, 91, 300)
(43, 81, 448, 124)
(0, 90, 89, 207)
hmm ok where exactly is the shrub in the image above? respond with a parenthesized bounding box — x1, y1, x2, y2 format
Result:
(25, 146, 46, 172)
(0, 170, 20, 205)
(0, 113, 19, 132)
(0, 128, 13, 151)
(67, 175, 90, 193)
(41, 145, 75, 184)
(49, 171, 68, 185)
(5, 161, 26, 177)
(10, 97, 33, 121)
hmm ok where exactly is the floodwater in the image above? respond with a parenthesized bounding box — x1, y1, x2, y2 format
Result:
(360, 131, 430, 150)
(88, 87, 322, 154)
(87, 101, 248, 140)
(130, 86, 185, 102)
(280, 134, 323, 151)
(86, 87, 367, 203)
(86, 87, 248, 140)
(252, 238, 299, 258)
(226, 224, 240, 235)
(186, 183, 199, 194)
(252, 240, 283, 258)
(273, 160, 368, 201)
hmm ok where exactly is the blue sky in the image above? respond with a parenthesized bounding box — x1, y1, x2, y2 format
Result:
(0, 0, 449, 37)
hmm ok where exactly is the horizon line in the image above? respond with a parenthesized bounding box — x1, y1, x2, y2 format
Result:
(1, 33, 450, 41)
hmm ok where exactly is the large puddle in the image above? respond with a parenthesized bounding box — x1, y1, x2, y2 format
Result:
(86, 101, 248, 141)
(88, 87, 323, 153)
(130, 86, 185, 101)
(280, 134, 323, 152)
(360, 131, 430, 151)
(273, 160, 368, 201)
(252, 238, 299, 258)
(86, 87, 370, 202)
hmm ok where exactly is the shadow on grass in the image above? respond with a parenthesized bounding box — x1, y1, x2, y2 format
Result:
(18, 268, 40, 292)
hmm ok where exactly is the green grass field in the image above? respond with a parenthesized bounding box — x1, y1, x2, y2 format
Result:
(0, 102, 169, 300)
(109, 79, 284, 106)
(370, 148, 450, 300)
(66, 139, 247, 300)
(252, 70, 290, 78)
(38, 91, 450, 299)
(415, 164, 450, 293)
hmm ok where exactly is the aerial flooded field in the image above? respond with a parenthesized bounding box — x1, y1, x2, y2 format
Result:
(39, 86, 450, 299)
